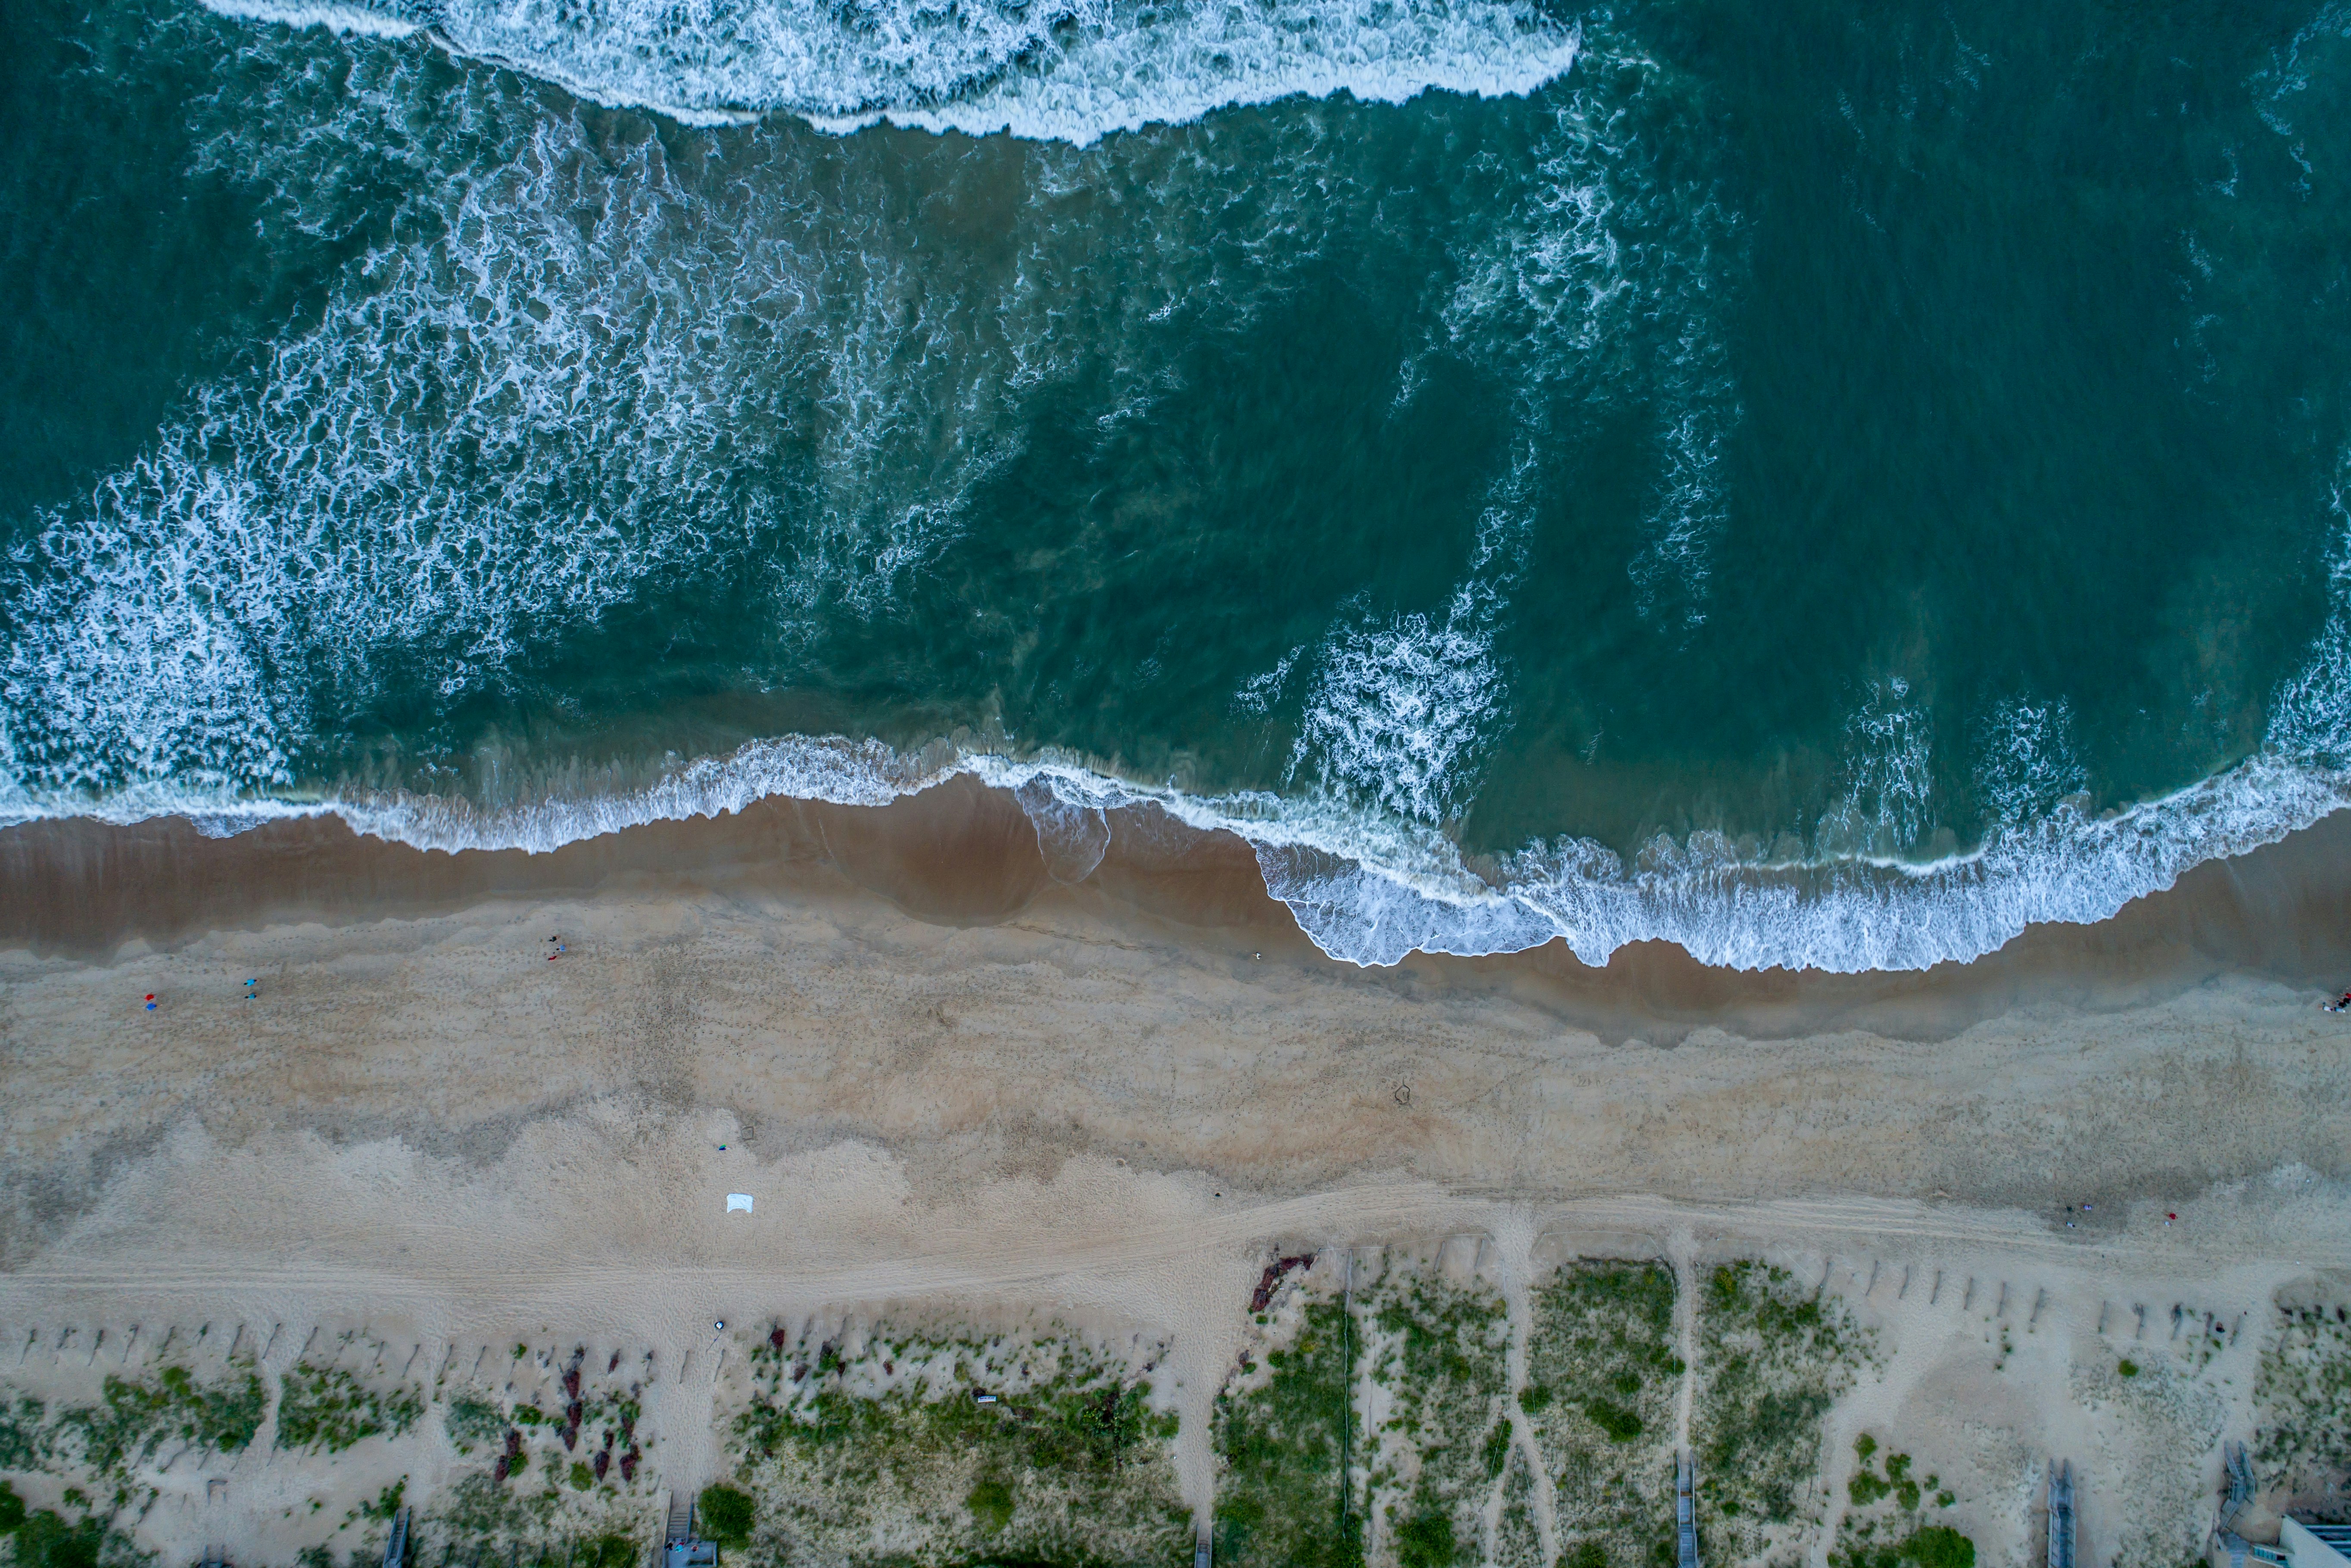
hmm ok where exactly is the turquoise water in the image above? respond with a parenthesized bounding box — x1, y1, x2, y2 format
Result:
(6, 0, 2351, 968)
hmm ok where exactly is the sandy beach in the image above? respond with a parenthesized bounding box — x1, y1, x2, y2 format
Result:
(2, 784, 2348, 1568)
(9, 0, 2351, 1559)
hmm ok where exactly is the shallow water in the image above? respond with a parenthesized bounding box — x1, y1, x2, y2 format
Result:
(5, 0, 2351, 969)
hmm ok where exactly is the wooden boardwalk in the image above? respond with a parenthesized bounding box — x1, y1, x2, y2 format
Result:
(1678, 1452, 1700, 1568)
(2047, 1461, 2076, 1568)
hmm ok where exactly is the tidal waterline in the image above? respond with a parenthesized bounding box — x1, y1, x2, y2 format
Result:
(3, 0, 2351, 968)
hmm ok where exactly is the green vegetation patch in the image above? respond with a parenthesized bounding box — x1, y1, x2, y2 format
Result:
(2256, 1302, 2351, 1490)
(420, 1472, 648, 1567)
(1492, 1448, 1546, 1568)
(446, 1397, 508, 1453)
(1843, 1438, 1938, 1517)
(45, 1366, 268, 1475)
(697, 1485, 754, 1546)
(275, 1363, 424, 1453)
(1356, 1268, 1512, 1568)
(730, 1322, 1187, 1568)
(1834, 1524, 1975, 1568)
(1847, 1435, 1891, 1508)
(7, 1510, 115, 1568)
(1694, 1262, 1872, 1565)
(1217, 1300, 1362, 1568)
(0, 1397, 47, 1470)
(1524, 1261, 1681, 1568)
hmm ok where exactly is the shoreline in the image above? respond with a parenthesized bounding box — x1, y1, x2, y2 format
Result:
(10, 774, 2351, 1038)
(16, 723, 2351, 978)
(3, 778, 2348, 1227)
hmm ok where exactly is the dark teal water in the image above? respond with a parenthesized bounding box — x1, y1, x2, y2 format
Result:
(6, 0, 2351, 968)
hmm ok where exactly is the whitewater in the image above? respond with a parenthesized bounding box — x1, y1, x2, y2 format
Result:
(10, 676, 2351, 974)
(198, 0, 1589, 142)
(7, 0, 2351, 975)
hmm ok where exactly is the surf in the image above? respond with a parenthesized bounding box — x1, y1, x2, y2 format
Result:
(200, 0, 1587, 143)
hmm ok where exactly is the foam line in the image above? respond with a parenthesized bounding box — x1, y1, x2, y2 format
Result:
(196, 0, 1584, 144)
(6, 732, 2348, 975)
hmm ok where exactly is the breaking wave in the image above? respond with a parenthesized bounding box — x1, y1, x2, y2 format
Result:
(9, 704, 2351, 974)
(9, 3, 2351, 976)
(23, 485, 2351, 971)
(202, 0, 1587, 143)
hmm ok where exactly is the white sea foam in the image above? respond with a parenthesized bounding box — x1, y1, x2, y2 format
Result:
(12, 12, 2349, 974)
(0, 56, 1055, 806)
(1438, 71, 1742, 629)
(9, 680, 2351, 971)
(202, 0, 428, 42)
(1977, 696, 2089, 825)
(1285, 438, 1537, 825)
(1816, 677, 1937, 858)
(1289, 590, 1509, 824)
(2, 113, 796, 800)
(202, 0, 1585, 144)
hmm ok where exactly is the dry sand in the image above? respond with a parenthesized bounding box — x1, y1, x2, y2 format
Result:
(2, 788, 2349, 1566)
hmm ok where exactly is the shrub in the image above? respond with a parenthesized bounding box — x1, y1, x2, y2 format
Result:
(446, 1399, 506, 1451)
(579, 1536, 637, 1568)
(0, 1481, 24, 1536)
(966, 1477, 1014, 1535)
(1842, 1524, 1977, 1568)
(11, 1511, 105, 1568)
(56, 1367, 268, 1472)
(276, 1366, 419, 1453)
(1394, 1506, 1458, 1568)
(0, 1400, 46, 1470)
(1697, 1261, 1868, 1540)
(1585, 1400, 1643, 1442)
(699, 1483, 756, 1545)
(1213, 1301, 1362, 1568)
(1902, 1526, 1975, 1568)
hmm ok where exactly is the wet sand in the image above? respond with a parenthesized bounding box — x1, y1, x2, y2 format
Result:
(13, 774, 2351, 1029)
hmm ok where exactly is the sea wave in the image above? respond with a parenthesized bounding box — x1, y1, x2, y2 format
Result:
(202, 0, 1586, 143)
(10, 6, 2349, 972)
(6, 725, 2350, 974)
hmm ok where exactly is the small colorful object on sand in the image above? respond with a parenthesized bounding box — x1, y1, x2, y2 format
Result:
(144, 994, 156, 1011)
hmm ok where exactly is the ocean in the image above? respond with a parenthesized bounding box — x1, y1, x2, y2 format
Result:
(5, 0, 2351, 971)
